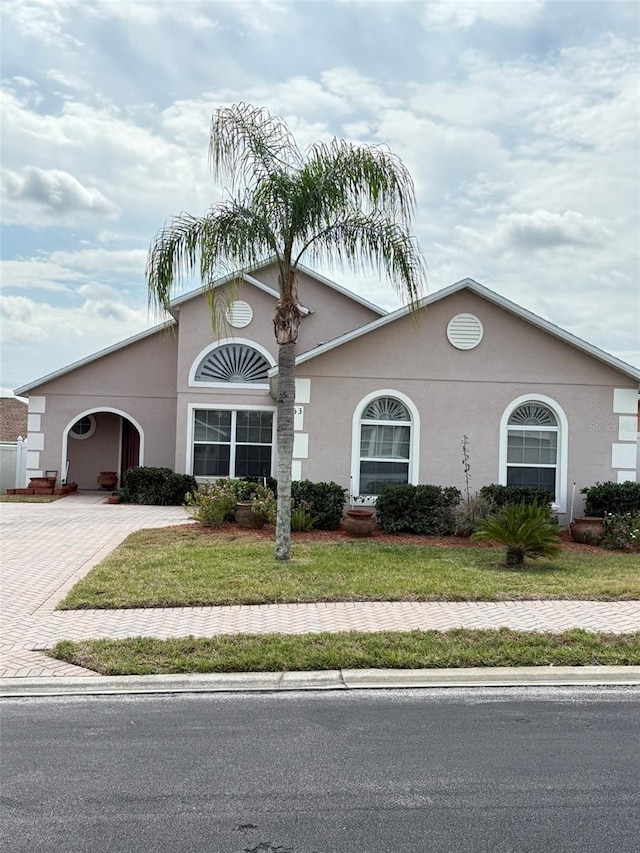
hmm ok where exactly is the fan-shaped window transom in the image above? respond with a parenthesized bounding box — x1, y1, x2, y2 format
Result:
(362, 397, 410, 422)
(195, 344, 270, 384)
(509, 404, 557, 427)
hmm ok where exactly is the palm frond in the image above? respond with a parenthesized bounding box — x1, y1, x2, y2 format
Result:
(146, 203, 276, 317)
(296, 211, 426, 309)
(209, 103, 303, 193)
(301, 139, 417, 230)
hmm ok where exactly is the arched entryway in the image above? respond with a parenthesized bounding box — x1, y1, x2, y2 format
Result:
(62, 408, 144, 490)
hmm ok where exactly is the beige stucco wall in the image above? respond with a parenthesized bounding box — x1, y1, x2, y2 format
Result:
(26, 330, 178, 484)
(295, 290, 637, 521)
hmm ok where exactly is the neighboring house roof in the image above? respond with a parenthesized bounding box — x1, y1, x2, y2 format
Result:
(14, 320, 176, 396)
(280, 277, 640, 383)
(0, 397, 28, 441)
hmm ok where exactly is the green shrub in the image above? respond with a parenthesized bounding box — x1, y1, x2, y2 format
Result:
(472, 502, 562, 567)
(122, 467, 197, 506)
(603, 512, 640, 552)
(479, 484, 554, 509)
(291, 505, 317, 532)
(185, 480, 237, 527)
(581, 482, 640, 517)
(239, 476, 278, 497)
(375, 484, 462, 535)
(290, 480, 347, 530)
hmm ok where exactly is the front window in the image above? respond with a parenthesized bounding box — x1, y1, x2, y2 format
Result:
(506, 403, 558, 496)
(359, 397, 411, 495)
(193, 409, 273, 478)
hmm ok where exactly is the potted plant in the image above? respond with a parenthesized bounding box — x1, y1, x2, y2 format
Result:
(235, 482, 276, 529)
(343, 495, 377, 537)
(106, 491, 122, 505)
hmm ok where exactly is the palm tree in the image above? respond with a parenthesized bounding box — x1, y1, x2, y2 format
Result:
(472, 502, 562, 567)
(147, 103, 425, 560)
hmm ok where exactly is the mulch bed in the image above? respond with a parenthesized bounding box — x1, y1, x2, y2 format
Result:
(169, 521, 606, 554)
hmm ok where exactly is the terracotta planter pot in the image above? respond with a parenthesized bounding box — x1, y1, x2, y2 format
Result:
(235, 501, 266, 529)
(570, 516, 605, 545)
(106, 495, 122, 505)
(97, 471, 118, 490)
(342, 508, 377, 538)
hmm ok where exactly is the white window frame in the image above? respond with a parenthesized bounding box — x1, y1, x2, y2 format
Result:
(350, 390, 420, 500)
(186, 403, 277, 479)
(188, 338, 276, 389)
(498, 394, 568, 512)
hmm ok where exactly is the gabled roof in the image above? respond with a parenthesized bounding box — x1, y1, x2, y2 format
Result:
(13, 260, 386, 396)
(168, 257, 385, 317)
(14, 320, 175, 396)
(273, 277, 640, 382)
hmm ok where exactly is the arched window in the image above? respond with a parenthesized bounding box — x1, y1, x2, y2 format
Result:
(194, 343, 270, 385)
(355, 394, 416, 496)
(501, 397, 567, 508)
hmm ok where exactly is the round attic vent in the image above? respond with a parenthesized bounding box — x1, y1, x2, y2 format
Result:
(225, 300, 253, 328)
(446, 313, 484, 350)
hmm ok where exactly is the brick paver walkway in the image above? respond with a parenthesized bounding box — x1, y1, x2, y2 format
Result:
(1, 494, 639, 678)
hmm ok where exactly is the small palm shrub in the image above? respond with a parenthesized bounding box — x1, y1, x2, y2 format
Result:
(472, 502, 562, 568)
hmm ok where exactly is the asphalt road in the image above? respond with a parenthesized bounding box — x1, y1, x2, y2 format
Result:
(1, 687, 639, 853)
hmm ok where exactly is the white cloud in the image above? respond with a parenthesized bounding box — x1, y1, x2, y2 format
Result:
(0, 259, 84, 292)
(1, 166, 119, 221)
(457, 209, 611, 252)
(49, 248, 148, 275)
(423, 0, 545, 30)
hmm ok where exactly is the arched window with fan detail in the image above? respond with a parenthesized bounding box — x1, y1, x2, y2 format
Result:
(190, 339, 274, 387)
(500, 395, 568, 510)
(352, 391, 420, 496)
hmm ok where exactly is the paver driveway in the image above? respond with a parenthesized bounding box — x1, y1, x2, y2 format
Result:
(1, 493, 639, 678)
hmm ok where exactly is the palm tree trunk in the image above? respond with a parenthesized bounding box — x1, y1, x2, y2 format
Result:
(275, 341, 296, 561)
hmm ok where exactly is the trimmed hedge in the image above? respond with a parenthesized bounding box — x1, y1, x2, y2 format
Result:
(291, 480, 347, 530)
(479, 484, 554, 509)
(581, 481, 640, 517)
(239, 477, 347, 530)
(375, 484, 461, 535)
(122, 467, 197, 506)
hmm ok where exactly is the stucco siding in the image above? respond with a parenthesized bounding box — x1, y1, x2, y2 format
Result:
(26, 331, 178, 482)
(297, 290, 637, 520)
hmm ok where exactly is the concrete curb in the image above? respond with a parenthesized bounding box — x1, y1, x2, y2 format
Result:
(2, 666, 640, 698)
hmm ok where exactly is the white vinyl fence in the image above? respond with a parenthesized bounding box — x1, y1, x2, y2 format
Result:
(0, 437, 27, 494)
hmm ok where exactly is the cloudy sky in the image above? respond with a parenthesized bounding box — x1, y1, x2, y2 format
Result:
(1, 0, 638, 394)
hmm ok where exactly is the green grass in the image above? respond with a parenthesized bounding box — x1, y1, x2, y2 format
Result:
(58, 526, 640, 610)
(1, 495, 60, 503)
(49, 629, 640, 675)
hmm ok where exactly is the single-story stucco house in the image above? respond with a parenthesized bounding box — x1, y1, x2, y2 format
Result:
(14, 260, 640, 523)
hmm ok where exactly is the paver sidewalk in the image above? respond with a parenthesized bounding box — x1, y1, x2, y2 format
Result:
(1, 494, 639, 678)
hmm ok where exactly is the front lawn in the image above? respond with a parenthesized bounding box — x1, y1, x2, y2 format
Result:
(58, 526, 640, 610)
(49, 629, 640, 675)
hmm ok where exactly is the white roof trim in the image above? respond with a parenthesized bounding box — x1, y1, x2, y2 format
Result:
(168, 257, 384, 317)
(14, 320, 176, 395)
(276, 277, 640, 382)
